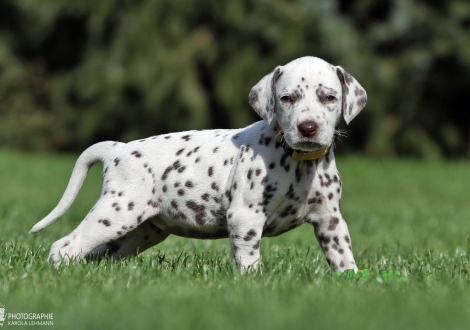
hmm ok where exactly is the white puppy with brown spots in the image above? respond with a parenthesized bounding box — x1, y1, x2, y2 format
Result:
(30, 56, 367, 272)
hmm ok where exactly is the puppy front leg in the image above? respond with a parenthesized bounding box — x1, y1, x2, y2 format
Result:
(227, 209, 265, 273)
(309, 214, 358, 272)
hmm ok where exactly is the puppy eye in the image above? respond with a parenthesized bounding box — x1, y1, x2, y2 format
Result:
(281, 95, 293, 103)
(324, 95, 336, 103)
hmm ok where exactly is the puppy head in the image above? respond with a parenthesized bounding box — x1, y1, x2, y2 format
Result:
(249, 56, 367, 151)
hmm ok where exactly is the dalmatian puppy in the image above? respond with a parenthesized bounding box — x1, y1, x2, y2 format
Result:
(30, 56, 367, 272)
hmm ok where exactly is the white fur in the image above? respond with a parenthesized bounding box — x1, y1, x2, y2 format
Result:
(31, 56, 367, 272)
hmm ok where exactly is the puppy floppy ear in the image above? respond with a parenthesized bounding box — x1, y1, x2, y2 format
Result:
(248, 67, 283, 124)
(336, 66, 367, 125)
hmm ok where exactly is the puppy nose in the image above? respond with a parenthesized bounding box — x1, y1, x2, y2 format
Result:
(297, 120, 318, 137)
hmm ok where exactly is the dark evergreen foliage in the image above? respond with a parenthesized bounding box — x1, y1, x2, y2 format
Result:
(0, 0, 469, 158)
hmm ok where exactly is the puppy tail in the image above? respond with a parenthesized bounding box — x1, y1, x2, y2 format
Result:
(29, 142, 116, 234)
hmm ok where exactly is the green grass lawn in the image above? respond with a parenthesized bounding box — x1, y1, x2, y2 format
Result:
(1, 149, 470, 329)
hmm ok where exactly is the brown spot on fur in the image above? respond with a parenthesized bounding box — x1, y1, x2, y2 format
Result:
(176, 148, 184, 156)
(249, 90, 258, 103)
(328, 217, 340, 231)
(99, 219, 111, 226)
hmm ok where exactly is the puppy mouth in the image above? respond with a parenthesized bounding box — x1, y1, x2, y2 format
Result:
(275, 123, 333, 153)
(288, 141, 328, 152)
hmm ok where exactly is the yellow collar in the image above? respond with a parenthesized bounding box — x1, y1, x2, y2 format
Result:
(275, 122, 335, 161)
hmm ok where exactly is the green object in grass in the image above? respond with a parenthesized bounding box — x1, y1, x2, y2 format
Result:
(336, 269, 406, 282)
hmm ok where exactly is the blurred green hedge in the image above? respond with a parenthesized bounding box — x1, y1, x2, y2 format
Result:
(1, 0, 469, 158)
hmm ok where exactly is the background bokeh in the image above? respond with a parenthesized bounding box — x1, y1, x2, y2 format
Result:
(1, 0, 469, 158)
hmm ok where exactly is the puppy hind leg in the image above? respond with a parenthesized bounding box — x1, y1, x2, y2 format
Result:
(91, 218, 170, 260)
(48, 198, 161, 265)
